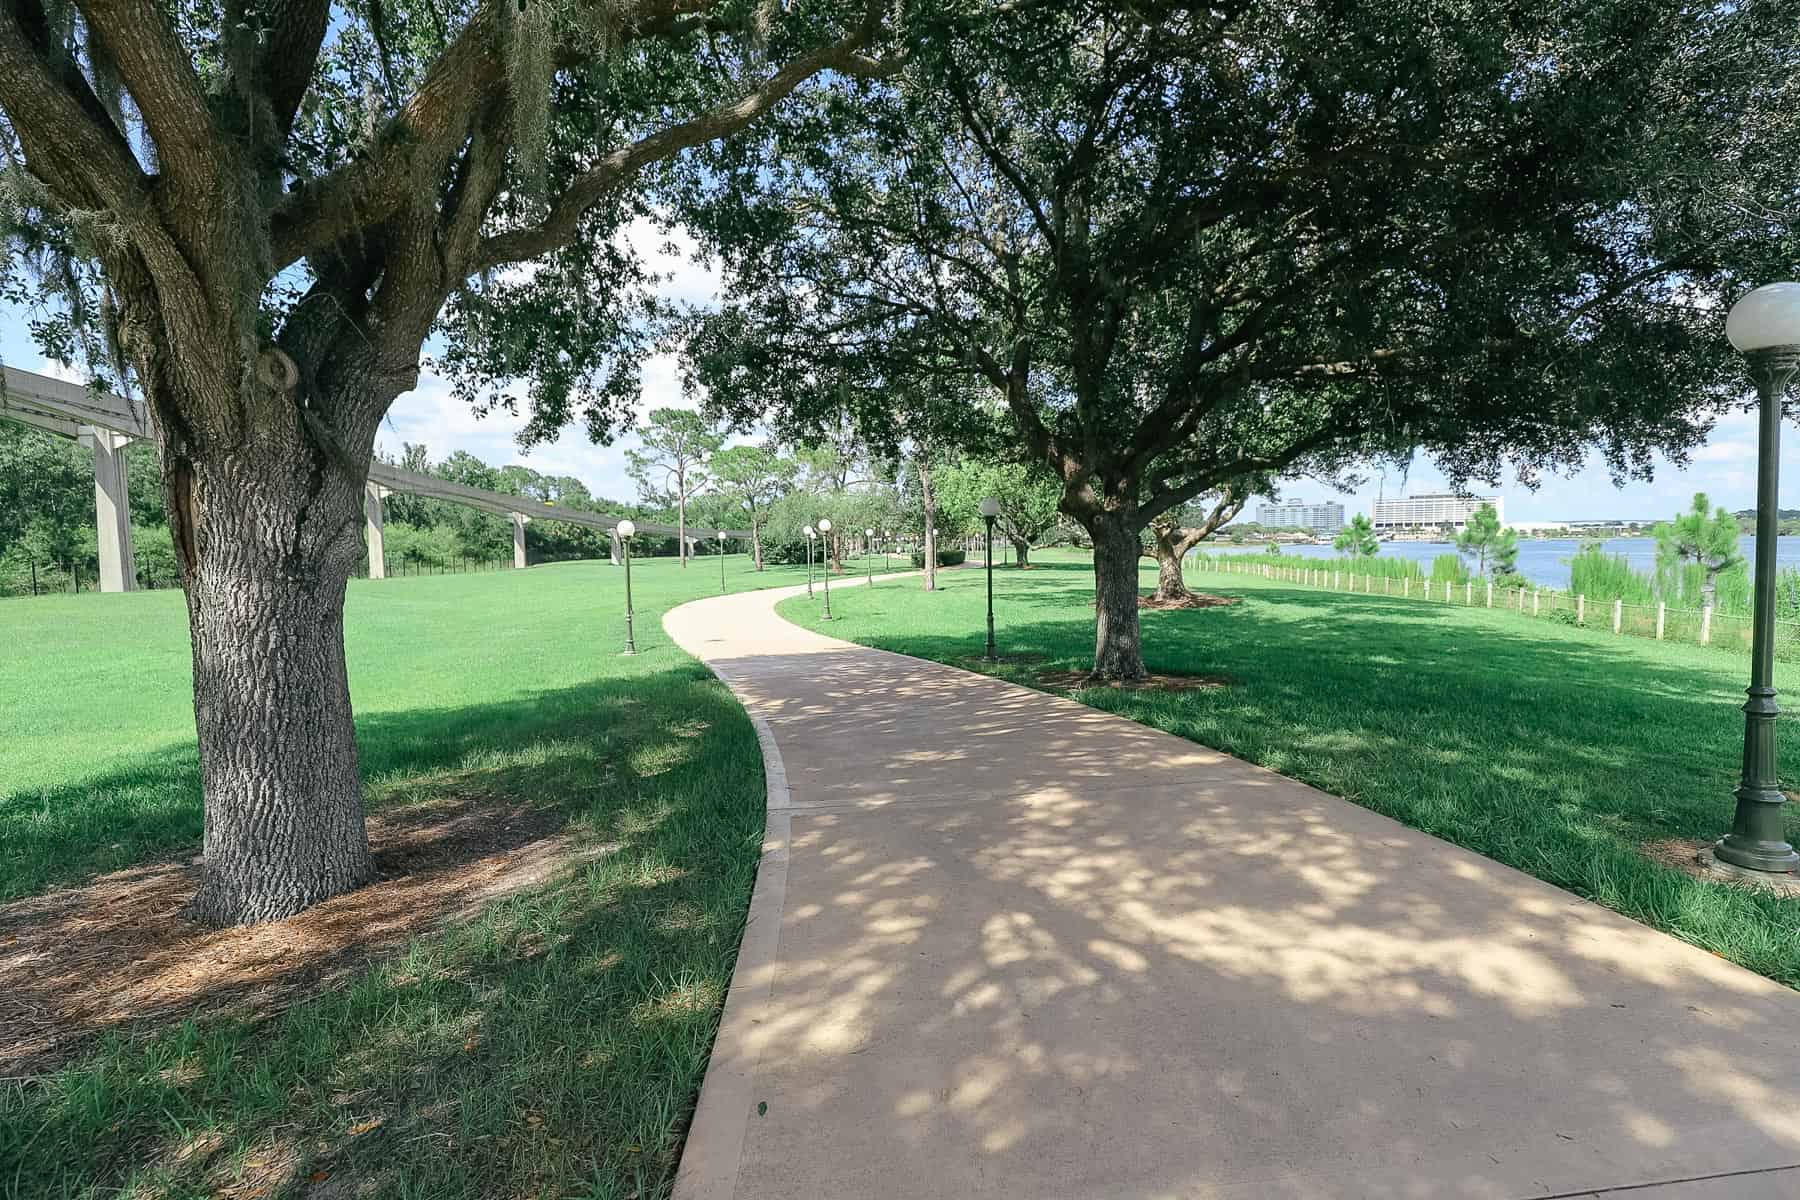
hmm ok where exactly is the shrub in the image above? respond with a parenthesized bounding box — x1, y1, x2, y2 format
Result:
(1429, 553, 1470, 583)
(910, 548, 966, 567)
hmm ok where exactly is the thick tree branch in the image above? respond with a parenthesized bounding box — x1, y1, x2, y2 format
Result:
(259, 0, 334, 135)
(0, 1, 147, 212)
(75, 0, 224, 192)
(475, 30, 897, 271)
(269, 1, 506, 270)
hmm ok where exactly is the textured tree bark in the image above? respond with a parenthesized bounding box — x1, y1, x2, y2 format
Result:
(161, 363, 380, 926)
(751, 517, 764, 571)
(1146, 523, 1196, 603)
(1090, 514, 1147, 680)
(1009, 535, 1031, 566)
(1152, 544, 1189, 601)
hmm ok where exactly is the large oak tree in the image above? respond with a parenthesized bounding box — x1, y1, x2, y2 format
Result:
(689, 0, 1800, 680)
(0, 0, 893, 923)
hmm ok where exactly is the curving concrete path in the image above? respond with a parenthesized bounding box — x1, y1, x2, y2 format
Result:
(665, 577, 1800, 1200)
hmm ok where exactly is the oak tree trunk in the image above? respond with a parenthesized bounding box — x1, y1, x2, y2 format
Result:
(1010, 536, 1031, 566)
(1090, 514, 1148, 680)
(1153, 546, 1191, 601)
(169, 368, 378, 925)
(752, 518, 764, 571)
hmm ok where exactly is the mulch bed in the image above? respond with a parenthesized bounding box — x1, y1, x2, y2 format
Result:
(1137, 591, 1241, 611)
(1639, 836, 1800, 897)
(1036, 669, 1233, 693)
(0, 799, 594, 1078)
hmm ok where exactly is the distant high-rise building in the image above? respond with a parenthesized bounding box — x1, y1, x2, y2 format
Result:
(1255, 499, 1345, 535)
(1371, 492, 1504, 533)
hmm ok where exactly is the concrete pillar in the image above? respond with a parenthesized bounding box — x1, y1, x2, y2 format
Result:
(1700, 603, 1713, 645)
(1612, 598, 1622, 635)
(511, 513, 528, 568)
(1577, 593, 1586, 625)
(364, 480, 387, 579)
(1656, 601, 1666, 640)
(86, 427, 136, 592)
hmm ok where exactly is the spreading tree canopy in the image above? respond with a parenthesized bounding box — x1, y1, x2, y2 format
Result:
(688, 0, 1800, 679)
(0, 0, 896, 923)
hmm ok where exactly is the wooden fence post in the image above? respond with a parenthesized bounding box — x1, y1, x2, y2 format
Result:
(1532, 590, 1540, 616)
(1656, 602, 1665, 640)
(1485, 580, 1493, 607)
(1465, 581, 1473, 605)
(1701, 603, 1714, 646)
(1577, 594, 1586, 625)
(1612, 598, 1622, 635)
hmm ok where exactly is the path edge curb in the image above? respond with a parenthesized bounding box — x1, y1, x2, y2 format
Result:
(669, 704, 791, 1200)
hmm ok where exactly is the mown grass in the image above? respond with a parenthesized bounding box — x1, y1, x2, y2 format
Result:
(0, 554, 826, 1200)
(778, 549, 1800, 988)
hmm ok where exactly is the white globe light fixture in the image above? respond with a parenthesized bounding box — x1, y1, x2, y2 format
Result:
(818, 517, 832, 532)
(1726, 282, 1800, 352)
(978, 497, 1001, 518)
(615, 520, 637, 655)
(1712, 283, 1800, 877)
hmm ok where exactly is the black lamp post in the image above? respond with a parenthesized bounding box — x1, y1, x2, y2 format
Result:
(865, 527, 876, 587)
(818, 517, 834, 619)
(980, 496, 1000, 661)
(717, 529, 728, 592)
(617, 520, 637, 655)
(1713, 283, 1800, 876)
(883, 529, 891, 573)
(804, 524, 815, 597)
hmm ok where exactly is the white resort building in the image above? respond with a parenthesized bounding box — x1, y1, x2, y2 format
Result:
(1255, 499, 1346, 536)
(1371, 492, 1505, 534)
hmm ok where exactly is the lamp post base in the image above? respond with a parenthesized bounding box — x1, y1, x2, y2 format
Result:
(1702, 846, 1800, 894)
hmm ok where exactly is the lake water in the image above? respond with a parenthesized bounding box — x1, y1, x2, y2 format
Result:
(1205, 536, 1800, 591)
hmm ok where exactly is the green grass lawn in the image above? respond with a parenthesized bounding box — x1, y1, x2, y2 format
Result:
(0, 553, 822, 1200)
(778, 550, 1800, 988)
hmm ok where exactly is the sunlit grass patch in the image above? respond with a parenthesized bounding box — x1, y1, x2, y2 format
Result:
(1, 555, 829, 1199)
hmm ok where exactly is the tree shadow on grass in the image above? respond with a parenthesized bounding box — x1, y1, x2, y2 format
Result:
(2, 662, 768, 1200)
(0, 658, 726, 902)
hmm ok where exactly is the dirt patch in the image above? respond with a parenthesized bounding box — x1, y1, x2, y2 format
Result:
(1640, 836, 1800, 896)
(0, 799, 598, 1077)
(1138, 591, 1240, 610)
(1639, 838, 1715, 880)
(1036, 669, 1233, 693)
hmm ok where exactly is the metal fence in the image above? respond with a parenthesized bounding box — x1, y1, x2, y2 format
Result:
(1199, 557, 1800, 659)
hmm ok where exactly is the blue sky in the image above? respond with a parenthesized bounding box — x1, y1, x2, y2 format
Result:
(0, 221, 1778, 523)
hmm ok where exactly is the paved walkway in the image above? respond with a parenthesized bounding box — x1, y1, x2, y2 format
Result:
(664, 578, 1800, 1200)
